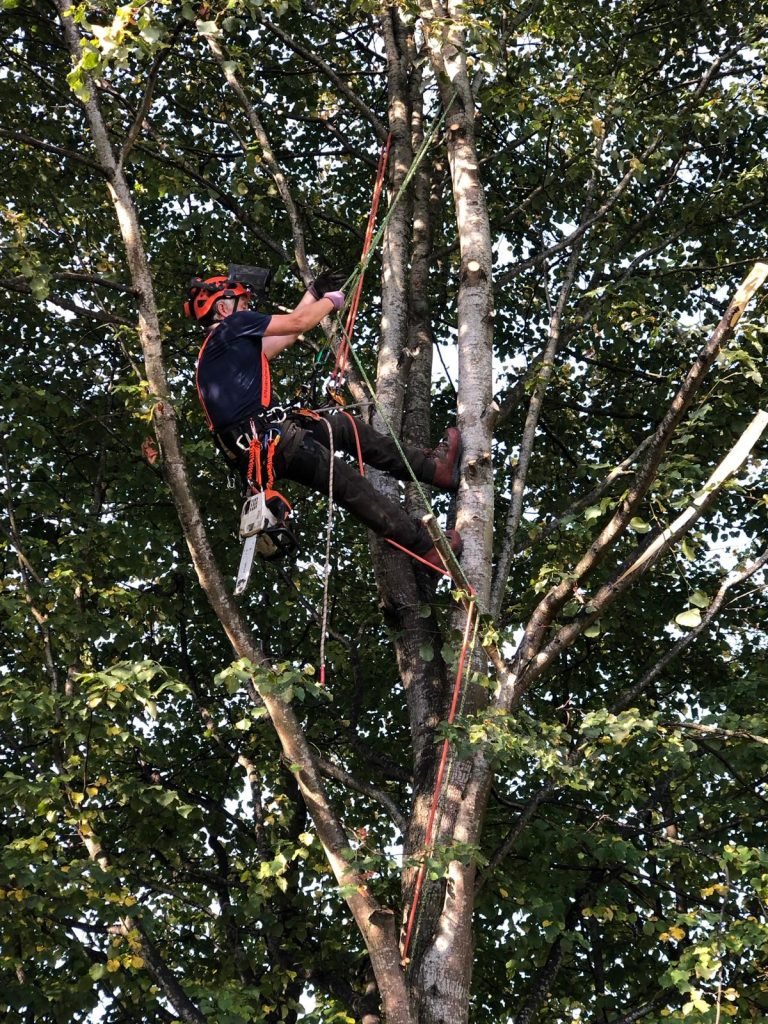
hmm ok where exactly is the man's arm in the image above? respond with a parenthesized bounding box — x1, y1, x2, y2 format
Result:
(262, 290, 335, 359)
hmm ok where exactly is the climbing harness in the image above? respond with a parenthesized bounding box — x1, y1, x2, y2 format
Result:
(233, 420, 299, 596)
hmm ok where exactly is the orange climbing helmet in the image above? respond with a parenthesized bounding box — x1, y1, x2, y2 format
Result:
(184, 275, 250, 325)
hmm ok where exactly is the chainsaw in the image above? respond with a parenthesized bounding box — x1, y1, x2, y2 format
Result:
(234, 489, 298, 596)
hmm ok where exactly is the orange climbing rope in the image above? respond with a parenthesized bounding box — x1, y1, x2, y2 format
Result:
(331, 134, 392, 388)
(246, 432, 280, 493)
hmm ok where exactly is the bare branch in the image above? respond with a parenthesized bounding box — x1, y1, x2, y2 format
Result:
(315, 755, 408, 835)
(516, 407, 768, 699)
(54, 271, 137, 295)
(0, 277, 135, 326)
(515, 434, 655, 557)
(607, 998, 668, 1024)
(2, 449, 59, 692)
(0, 127, 102, 172)
(118, 25, 182, 167)
(667, 722, 768, 748)
(501, 263, 768, 706)
(206, 34, 312, 281)
(491, 140, 602, 617)
(475, 781, 555, 894)
(253, 10, 387, 141)
(499, 45, 738, 283)
(611, 547, 768, 713)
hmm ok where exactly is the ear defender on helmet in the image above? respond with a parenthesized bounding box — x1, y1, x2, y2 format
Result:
(184, 275, 251, 324)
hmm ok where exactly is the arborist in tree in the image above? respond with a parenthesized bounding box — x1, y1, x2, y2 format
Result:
(186, 267, 463, 575)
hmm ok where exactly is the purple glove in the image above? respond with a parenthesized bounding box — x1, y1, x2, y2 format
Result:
(323, 290, 345, 310)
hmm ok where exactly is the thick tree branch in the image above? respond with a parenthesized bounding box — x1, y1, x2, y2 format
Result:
(315, 755, 407, 835)
(515, 406, 768, 699)
(479, 544, 768, 875)
(54, 7, 414, 1020)
(0, 127, 103, 172)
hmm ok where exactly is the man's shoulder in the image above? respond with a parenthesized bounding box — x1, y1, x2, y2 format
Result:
(228, 309, 272, 336)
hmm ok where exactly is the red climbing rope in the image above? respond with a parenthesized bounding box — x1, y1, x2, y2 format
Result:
(338, 413, 478, 964)
(247, 436, 262, 491)
(332, 134, 392, 386)
(342, 410, 366, 476)
(401, 595, 477, 963)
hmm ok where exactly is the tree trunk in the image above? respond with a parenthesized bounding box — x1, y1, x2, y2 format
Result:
(402, 6, 497, 1022)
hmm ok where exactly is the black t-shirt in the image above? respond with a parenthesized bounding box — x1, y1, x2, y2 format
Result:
(195, 310, 273, 431)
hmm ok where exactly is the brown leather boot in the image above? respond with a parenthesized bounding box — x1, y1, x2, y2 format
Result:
(421, 529, 463, 571)
(429, 427, 463, 491)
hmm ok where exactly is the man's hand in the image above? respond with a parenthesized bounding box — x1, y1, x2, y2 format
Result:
(310, 268, 348, 299)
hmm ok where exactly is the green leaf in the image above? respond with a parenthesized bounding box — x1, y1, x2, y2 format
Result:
(681, 537, 696, 561)
(196, 19, 220, 37)
(629, 517, 652, 533)
(675, 608, 702, 629)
